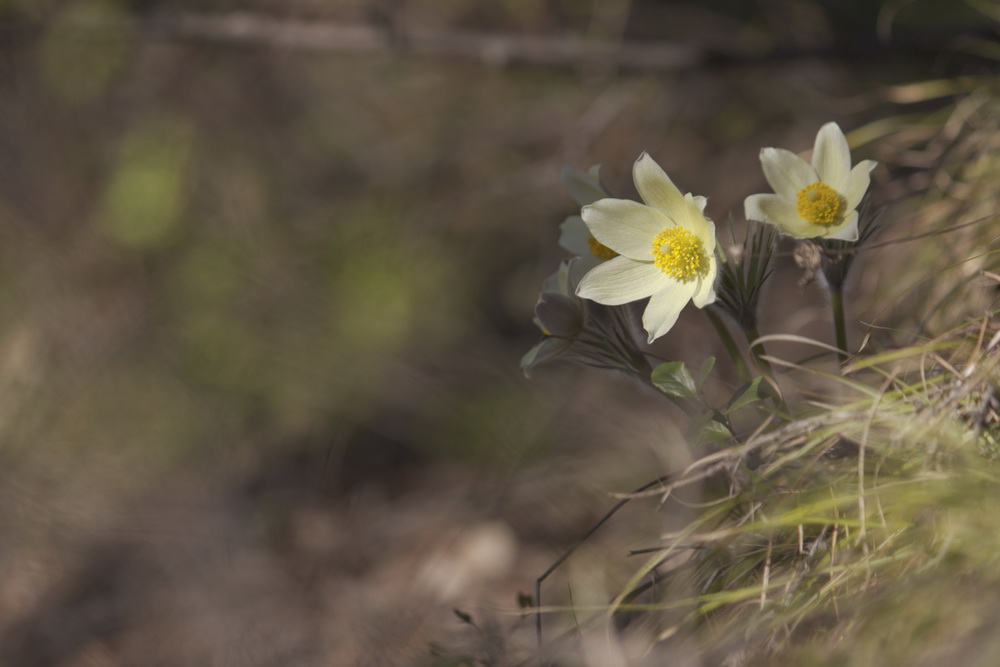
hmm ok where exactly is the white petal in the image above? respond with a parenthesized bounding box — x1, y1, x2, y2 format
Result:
(826, 211, 859, 242)
(558, 216, 591, 257)
(560, 165, 607, 206)
(576, 256, 663, 305)
(812, 122, 851, 190)
(542, 261, 568, 294)
(692, 257, 717, 308)
(565, 257, 592, 289)
(843, 159, 877, 210)
(582, 199, 668, 260)
(745, 193, 819, 238)
(760, 147, 817, 199)
(633, 153, 686, 215)
(673, 195, 716, 250)
(642, 281, 698, 342)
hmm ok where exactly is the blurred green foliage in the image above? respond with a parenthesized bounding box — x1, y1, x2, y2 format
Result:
(37, 0, 129, 103)
(102, 115, 192, 248)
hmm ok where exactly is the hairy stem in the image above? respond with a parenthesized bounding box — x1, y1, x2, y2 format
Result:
(704, 307, 751, 382)
(830, 287, 848, 365)
(745, 324, 774, 376)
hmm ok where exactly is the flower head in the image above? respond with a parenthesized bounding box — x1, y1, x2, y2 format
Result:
(575, 153, 717, 343)
(521, 259, 586, 376)
(522, 258, 651, 379)
(559, 215, 618, 268)
(535, 259, 587, 338)
(558, 165, 618, 271)
(744, 122, 877, 241)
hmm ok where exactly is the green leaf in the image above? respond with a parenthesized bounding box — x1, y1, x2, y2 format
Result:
(725, 376, 767, 414)
(517, 592, 534, 609)
(651, 361, 698, 398)
(685, 410, 732, 444)
(697, 356, 716, 389)
(700, 418, 732, 444)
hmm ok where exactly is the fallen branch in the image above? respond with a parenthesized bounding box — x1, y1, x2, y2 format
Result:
(88, 12, 705, 70)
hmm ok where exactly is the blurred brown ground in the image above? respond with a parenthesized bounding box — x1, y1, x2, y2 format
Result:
(0, 1, 993, 664)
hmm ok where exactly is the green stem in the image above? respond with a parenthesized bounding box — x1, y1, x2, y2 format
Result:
(704, 307, 751, 383)
(830, 287, 848, 366)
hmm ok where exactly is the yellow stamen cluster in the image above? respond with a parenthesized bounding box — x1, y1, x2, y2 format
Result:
(796, 182, 842, 226)
(651, 226, 707, 282)
(587, 235, 618, 261)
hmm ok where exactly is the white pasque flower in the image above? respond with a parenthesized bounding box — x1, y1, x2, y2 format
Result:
(575, 153, 717, 343)
(521, 259, 587, 377)
(744, 122, 877, 241)
(558, 165, 618, 271)
(559, 215, 618, 269)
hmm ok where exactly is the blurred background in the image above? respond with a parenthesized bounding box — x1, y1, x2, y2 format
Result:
(0, 0, 996, 664)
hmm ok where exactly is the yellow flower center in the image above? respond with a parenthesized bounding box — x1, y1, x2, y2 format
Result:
(587, 235, 618, 261)
(651, 226, 708, 282)
(796, 182, 843, 226)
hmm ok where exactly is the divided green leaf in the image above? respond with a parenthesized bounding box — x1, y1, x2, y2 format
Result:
(652, 361, 698, 398)
(699, 418, 732, 444)
(725, 376, 767, 414)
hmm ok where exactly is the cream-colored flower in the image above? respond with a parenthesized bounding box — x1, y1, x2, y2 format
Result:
(576, 153, 717, 343)
(558, 165, 618, 270)
(559, 215, 618, 269)
(521, 259, 585, 377)
(744, 122, 876, 241)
